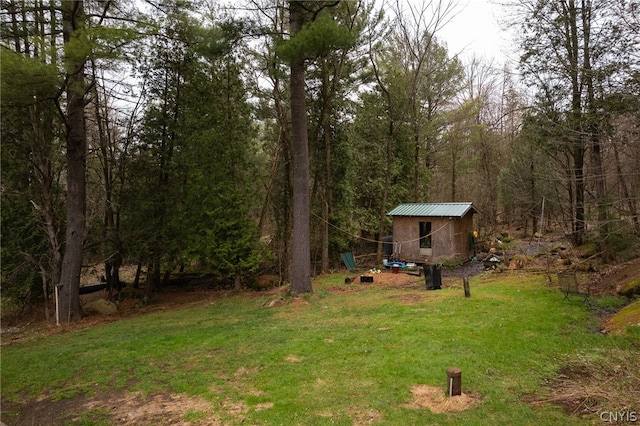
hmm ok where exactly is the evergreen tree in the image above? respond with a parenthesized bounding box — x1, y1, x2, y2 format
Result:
(123, 2, 265, 291)
(0, 46, 63, 313)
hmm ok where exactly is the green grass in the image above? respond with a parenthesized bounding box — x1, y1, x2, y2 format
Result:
(2, 272, 638, 425)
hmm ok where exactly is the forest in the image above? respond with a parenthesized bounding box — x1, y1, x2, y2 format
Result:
(1, 0, 639, 323)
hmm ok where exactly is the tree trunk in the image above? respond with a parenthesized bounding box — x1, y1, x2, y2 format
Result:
(321, 58, 332, 274)
(58, 0, 87, 323)
(565, 0, 586, 245)
(612, 140, 640, 233)
(7, 0, 21, 52)
(92, 62, 123, 300)
(40, 266, 50, 322)
(450, 146, 457, 202)
(582, 0, 609, 250)
(530, 160, 538, 237)
(234, 269, 242, 291)
(573, 142, 586, 245)
(269, 60, 292, 282)
(563, 151, 576, 238)
(146, 261, 161, 297)
(258, 136, 280, 233)
(288, 1, 312, 295)
(414, 132, 420, 202)
(29, 104, 63, 315)
(377, 121, 394, 263)
(133, 261, 142, 288)
(321, 194, 330, 273)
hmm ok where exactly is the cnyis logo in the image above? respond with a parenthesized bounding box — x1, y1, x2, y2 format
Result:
(599, 410, 638, 423)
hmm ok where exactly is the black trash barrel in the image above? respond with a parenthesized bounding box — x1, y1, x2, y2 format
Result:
(424, 264, 442, 290)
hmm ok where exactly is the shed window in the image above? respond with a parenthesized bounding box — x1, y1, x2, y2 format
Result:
(419, 222, 432, 249)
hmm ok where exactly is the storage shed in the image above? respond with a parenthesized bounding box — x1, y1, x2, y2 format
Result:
(387, 202, 479, 262)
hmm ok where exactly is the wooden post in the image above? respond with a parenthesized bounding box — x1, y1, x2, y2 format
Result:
(55, 285, 61, 326)
(463, 277, 470, 297)
(447, 367, 462, 396)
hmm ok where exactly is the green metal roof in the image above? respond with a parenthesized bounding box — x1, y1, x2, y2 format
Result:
(387, 203, 478, 218)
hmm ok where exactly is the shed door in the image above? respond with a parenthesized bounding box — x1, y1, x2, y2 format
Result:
(419, 221, 432, 256)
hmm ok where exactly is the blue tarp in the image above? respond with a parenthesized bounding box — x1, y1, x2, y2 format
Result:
(383, 259, 407, 268)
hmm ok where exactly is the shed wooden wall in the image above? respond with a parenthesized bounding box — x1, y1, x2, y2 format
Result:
(391, 213, 474, 262)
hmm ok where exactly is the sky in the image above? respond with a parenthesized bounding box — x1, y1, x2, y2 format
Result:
(437, 0, 517, 65)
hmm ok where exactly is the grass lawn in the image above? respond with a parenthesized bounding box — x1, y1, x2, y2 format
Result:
(1, 272, 638, 425)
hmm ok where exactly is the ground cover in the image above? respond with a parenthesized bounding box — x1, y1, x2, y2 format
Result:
(1, 270, 638, 425)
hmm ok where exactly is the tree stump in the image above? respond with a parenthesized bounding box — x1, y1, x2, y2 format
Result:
(447, 367, 462, 397)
